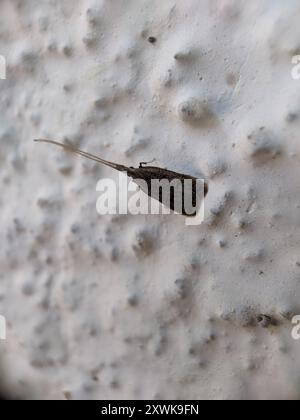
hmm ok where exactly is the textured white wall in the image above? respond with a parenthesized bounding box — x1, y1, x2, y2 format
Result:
(1, 0, 300, 400)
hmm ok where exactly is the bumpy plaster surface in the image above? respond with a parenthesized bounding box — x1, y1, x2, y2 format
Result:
(1, 0, 300, 400)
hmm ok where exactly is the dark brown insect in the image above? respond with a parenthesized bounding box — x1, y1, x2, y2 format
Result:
(34, 139, 208, 216)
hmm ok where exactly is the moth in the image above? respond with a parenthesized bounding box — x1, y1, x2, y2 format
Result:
(34, 139, 208, 216)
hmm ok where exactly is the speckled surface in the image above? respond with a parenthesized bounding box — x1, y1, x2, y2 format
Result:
(1, 0, 300, 400)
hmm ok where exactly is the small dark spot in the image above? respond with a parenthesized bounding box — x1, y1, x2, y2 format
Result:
(148, 36, 157, 44)
(63, 391, 72, 400)
(110, 379, 119, 389)
(46, 256, 53, 265)
(286, 112, 299, 123)
(226, 73, 237, 86)
(70, 224, 80, 234)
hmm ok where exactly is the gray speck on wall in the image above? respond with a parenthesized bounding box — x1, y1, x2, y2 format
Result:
(0, 0, 300, 401)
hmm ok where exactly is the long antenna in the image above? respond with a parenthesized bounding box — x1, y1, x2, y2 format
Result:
(34, 139, 128, 172)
